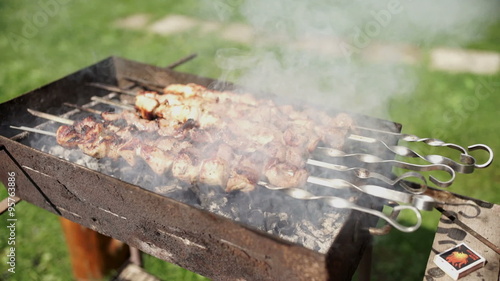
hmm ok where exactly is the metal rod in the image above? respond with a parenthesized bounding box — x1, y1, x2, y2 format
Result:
(122, 76, 164, 92)
(86, 83, 137, 96)
(354, 125, 401, 136)
(306, 176, 437, 211)
(436, 206, 500, 255)
(258, 181, 422, 233)
(10, 126, 57, 137)
(27, 109, 75, 125)
(90, 96, 135, 111)
(166, 53, 198, 69)
(63, 102, 103, 115)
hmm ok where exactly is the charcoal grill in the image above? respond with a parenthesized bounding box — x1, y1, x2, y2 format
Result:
(0, 56, 404, 280)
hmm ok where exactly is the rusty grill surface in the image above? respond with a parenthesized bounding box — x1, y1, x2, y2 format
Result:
(0, 56, 401, 281)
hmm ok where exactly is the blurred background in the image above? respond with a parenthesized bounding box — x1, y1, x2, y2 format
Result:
(0, 0, 498, 280)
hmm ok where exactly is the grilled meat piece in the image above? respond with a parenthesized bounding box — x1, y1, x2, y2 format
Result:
(172, 151, 200, 184)
(102, 111, 159, 132)
(226, 171, 256, 192)
(264, 161, 309, 188)
(199, 157, 229, 187)
(56, 116, 120, 159)
(117, 138, 140, 166)
(56, 125, 79, 148)
(135, 91, 160, 120)
(138, 144, 174, 175)
(78, 133, 118, 159)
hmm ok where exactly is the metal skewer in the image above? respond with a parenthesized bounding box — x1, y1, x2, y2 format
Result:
(305, 177, 437, 211)
(63, 102, 103, 115)
(10, 126, 57, 137)
(90, 96, 135, 111)
(27, 109, 75, 125)
(122, 77, 164, 92)
(86, 83, 137, 96)
(351, 127, 494, 170)
(258, 181, 422, 233)
(306, 159, 428, 194)
(314, 147, 456, 188)
(165, 53, 198, 69)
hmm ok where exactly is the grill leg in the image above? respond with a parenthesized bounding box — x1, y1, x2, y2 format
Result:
(129, 247, 143, 267)
(357, 242, 373, 281)
(59, 217, 130, 280)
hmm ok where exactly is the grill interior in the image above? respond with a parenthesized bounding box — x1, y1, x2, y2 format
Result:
(0, 56, 402, 280)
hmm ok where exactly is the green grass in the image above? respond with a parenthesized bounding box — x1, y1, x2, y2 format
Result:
(0, 1, 499, 280)
(390, 71, 500, 204)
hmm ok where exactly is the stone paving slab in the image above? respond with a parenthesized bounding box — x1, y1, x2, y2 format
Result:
(198, 21, 223, 34)
(219, 23, 255, 44)
(362, 43, 422, 64)
(149, 15, 199, 36)
(114, 14, 151, 30)
(430, 48, 500, 75)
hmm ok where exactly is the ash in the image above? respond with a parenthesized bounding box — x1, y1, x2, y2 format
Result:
(36, 140, 348, 254)
(159, 183, 348, 253)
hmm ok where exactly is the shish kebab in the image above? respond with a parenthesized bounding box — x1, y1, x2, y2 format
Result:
(23, 97, 427, 233)
(54, 83, 357, 192)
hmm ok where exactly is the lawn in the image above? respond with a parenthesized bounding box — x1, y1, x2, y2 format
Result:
(0, 1, 498, 280)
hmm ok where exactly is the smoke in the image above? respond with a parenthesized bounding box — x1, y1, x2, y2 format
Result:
(208, 0, 498, 117)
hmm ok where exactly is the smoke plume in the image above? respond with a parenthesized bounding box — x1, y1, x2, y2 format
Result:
(207, 0, 498, 117)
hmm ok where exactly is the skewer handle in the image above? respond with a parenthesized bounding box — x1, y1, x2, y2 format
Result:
(307, 158, 428, 193)
(355, 128, 494, 170)
(258, 181, 422, 233)
(315, 147, 456, 188)
(306, 176, 437, 211)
